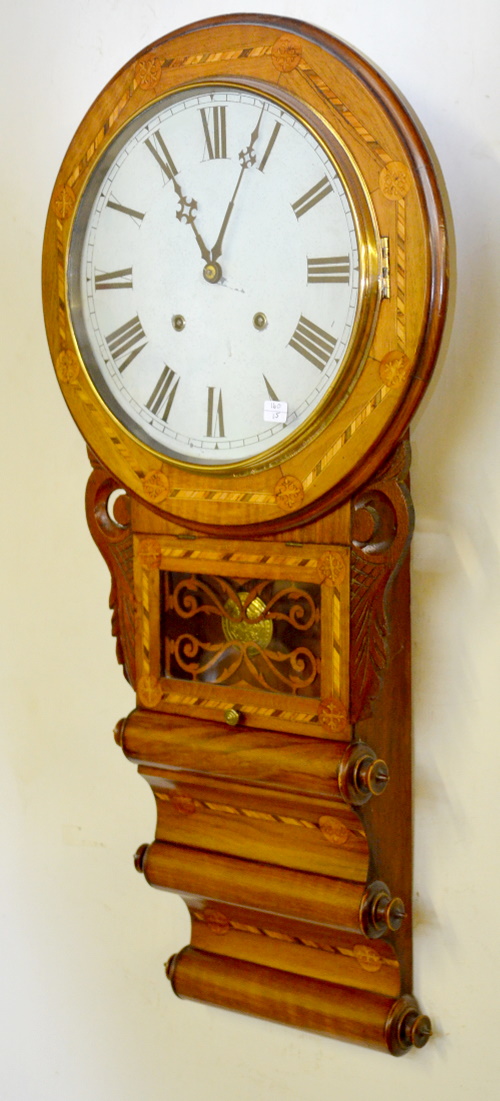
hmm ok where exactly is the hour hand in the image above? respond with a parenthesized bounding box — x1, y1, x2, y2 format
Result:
(172, 178, 211, 264)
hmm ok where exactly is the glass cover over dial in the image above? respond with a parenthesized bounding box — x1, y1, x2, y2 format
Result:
(68, 84, 364, 467)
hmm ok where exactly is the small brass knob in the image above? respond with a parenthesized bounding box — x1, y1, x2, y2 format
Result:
(224, 707, 242, 726)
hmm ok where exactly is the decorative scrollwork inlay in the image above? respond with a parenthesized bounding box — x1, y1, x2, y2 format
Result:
(163, 573, 321, 697)
(56, 348, 79, 383)
(138, 539, 163, 569)
(318, 551, 346, 586)
(142, 469, 170, 505)
(353, 945, 383, 972)
(272, 34, 302, 72)
(134, 56, 162, 89)
(380, 161, 412, 200)
(138, 673, 163, 708)
(319, 816, 351, 846)
(379, 350, 411, 389)
(191, 909, 396, 977)
(54, 184, 76, 219)
(318, 696, 349, 736)
(274, 475, 304, 512)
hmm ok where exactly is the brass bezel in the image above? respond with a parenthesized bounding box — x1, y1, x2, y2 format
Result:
(65, 77, 381, 478)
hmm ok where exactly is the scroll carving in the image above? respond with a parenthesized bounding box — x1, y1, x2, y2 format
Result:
(350, 442, 413, 723)
(85, 451, 136, 686)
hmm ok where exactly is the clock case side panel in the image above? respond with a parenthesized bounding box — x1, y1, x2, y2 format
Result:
(349, 441, 415, 993)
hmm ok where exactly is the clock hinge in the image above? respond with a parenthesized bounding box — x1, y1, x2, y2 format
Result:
(380, 237, 391, 299)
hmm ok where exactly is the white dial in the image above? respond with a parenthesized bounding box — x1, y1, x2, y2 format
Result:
(68, 85, 361, 467)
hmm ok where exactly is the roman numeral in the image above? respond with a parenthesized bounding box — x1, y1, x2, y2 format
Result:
(258, 122, 281, 172)
(289, 316, 337, 371)
(146, 365, 180, 422)
(292, 176, 333, 219)
(106, 316, 147, 372)
(263, 375, 280, 402)
(307, 256, 350, 284)
(207, 387, 225, 437)
(200, 106, 227, 159)
(106, 197, 145, 224)
(145, 130, 178, 181)
(95, 267, 133, 291)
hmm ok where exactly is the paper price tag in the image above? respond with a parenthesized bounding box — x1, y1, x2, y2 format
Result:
(264, 400, 287, 423)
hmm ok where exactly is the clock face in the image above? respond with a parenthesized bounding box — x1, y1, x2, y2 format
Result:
(67, 84, 364, 468)
(44, 16, 448, 527)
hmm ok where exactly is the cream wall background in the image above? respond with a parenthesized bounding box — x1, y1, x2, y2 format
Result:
(2, 1, 499, 1097)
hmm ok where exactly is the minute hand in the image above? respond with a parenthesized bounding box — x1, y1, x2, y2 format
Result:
(210, 106, 265, 264)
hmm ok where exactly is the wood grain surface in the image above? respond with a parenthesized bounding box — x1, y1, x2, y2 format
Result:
(43, 12, 446, 1055)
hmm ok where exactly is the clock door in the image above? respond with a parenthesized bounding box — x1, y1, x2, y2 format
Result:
(134, 534, 351, 740)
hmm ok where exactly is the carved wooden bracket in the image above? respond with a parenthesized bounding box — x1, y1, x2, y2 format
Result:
(350, 442, 413, 724)
(85, 451, 136, 686)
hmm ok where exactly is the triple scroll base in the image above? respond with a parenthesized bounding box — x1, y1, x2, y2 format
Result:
(87, 443, 430, 1055)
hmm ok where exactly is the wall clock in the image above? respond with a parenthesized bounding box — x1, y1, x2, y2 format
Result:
(43, 13, 448, 1055)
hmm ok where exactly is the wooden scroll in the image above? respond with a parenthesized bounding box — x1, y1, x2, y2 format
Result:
(88, 442, 431, 1055)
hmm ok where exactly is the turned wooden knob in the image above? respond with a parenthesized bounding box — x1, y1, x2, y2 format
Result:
(338, 743, 390, 805)
(403, 1011, 432, 1049)
(361, 881, 406, 938)
(357, 757, 390, 796)
(113, 717, 127, 746)
(165, 953, 178, 983)
(386, 995, 432, 1054)
(134, 843, 149, 873)
(375, 894, 406, 932)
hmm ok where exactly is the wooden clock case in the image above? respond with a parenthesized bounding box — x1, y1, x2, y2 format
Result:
(42, 14, 448, 1056)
